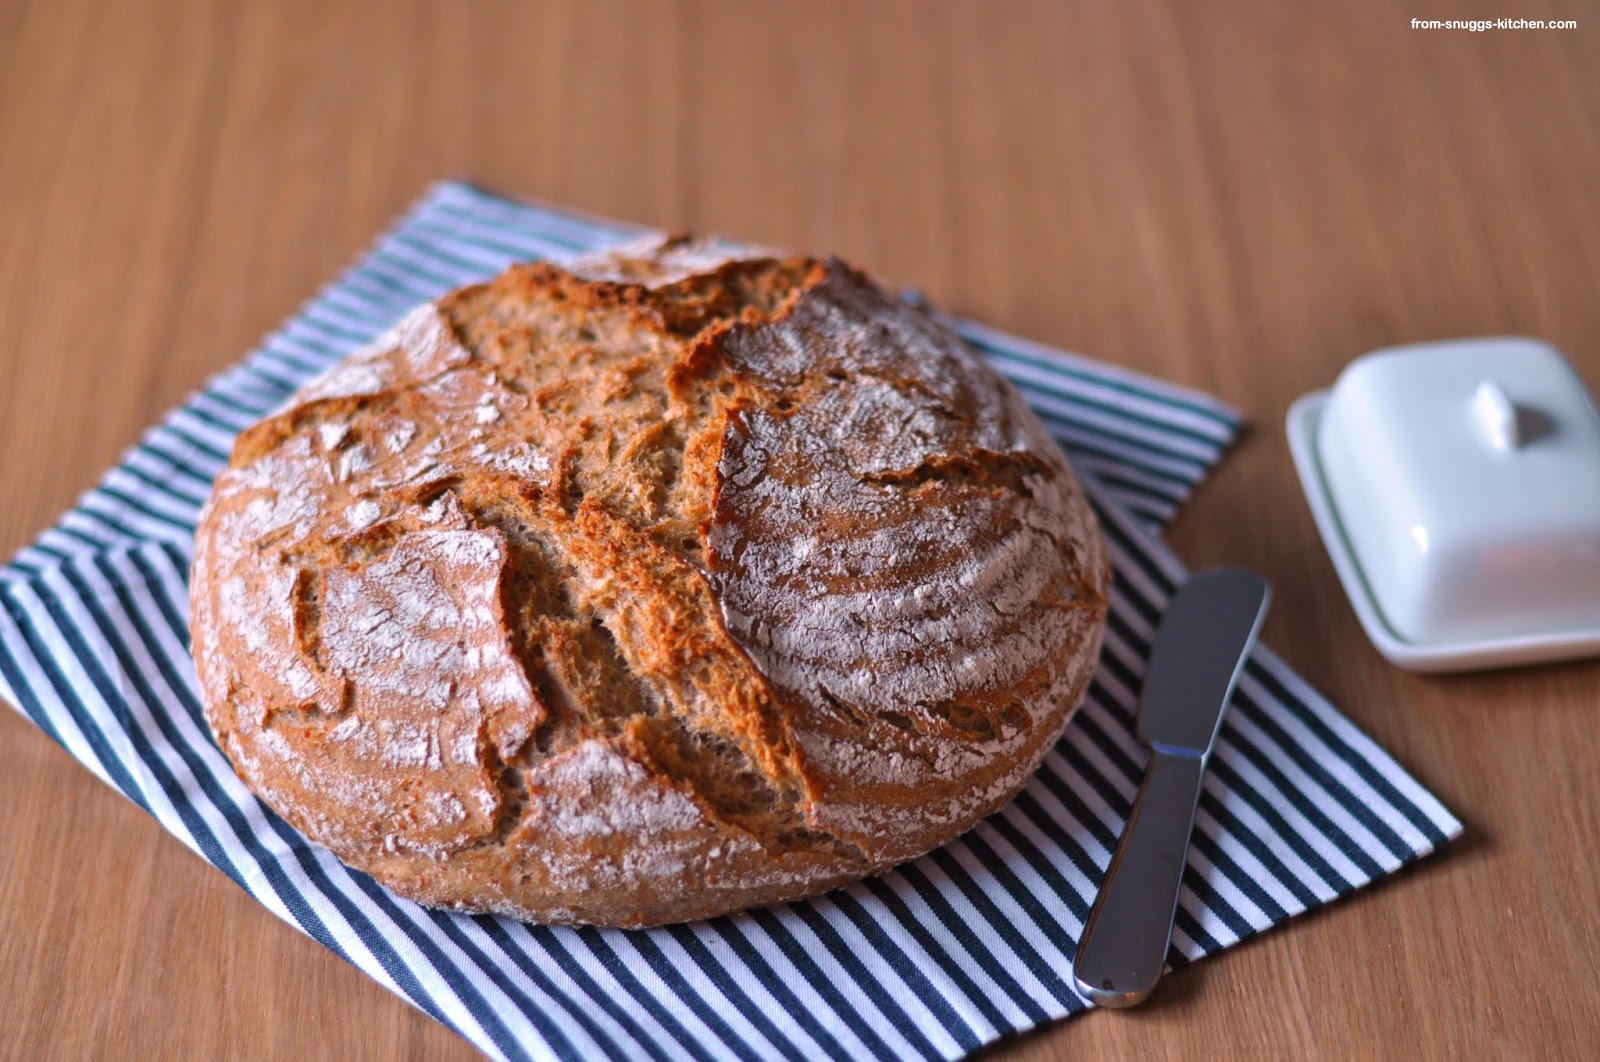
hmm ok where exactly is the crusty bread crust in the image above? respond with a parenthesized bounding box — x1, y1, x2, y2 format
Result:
(189, 238, 1110, 926)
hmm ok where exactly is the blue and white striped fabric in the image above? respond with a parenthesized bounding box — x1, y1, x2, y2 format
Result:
(0, 182, 1460, 1062)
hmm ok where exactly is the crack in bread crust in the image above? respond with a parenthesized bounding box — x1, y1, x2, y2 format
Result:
(189, 237, 1110, 926)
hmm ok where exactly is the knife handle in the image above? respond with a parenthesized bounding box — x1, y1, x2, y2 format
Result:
(1072, 748, 1207, 1008)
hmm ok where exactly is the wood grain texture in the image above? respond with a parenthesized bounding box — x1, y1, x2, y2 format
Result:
(1, 0, 1597, 1058)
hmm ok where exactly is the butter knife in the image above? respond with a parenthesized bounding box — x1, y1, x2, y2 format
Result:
(1072, 567, 1271, 1008)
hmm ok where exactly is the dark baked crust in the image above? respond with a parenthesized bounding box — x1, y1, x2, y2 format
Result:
(189, 237, 1110, 926)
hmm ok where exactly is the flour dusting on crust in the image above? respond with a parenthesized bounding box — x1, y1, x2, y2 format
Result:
(189, 238, 1109, 926)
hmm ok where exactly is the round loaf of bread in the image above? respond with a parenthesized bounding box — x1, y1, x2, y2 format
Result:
(190, 237, 1110, 926)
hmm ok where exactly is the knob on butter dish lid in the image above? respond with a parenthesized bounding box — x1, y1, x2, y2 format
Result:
(1286, 337, 1600, 672)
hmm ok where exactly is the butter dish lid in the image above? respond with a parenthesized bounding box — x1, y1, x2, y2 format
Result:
(1286, 337, 1600, 672)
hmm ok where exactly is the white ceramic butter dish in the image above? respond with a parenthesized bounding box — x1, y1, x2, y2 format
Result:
(1286, 337, 1600, 672)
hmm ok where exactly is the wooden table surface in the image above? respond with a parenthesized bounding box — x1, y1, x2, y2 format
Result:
(3, 1, 1597, 1058)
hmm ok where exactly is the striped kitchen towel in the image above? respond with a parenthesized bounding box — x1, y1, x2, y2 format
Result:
(0, 182, 1460, 1062)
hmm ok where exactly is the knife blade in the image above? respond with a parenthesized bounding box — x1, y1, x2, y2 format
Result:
(1072, 567, 1271, 1008)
